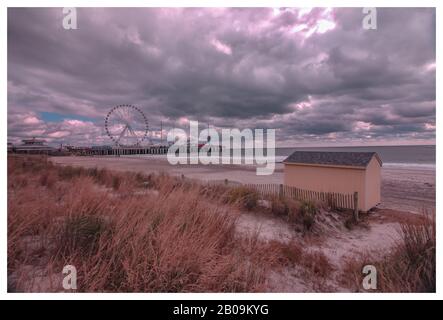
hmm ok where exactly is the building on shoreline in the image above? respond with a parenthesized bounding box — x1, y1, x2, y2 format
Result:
(283, 151, 382, 212)
(13, 137, 56, 154)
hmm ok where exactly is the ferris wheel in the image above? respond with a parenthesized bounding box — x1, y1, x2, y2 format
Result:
(105, 104, 148, 147)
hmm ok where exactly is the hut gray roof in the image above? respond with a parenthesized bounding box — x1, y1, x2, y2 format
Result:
(283, 151, 382, 168)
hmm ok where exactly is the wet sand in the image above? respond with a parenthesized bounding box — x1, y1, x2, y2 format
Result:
(50, 155, 435, 213)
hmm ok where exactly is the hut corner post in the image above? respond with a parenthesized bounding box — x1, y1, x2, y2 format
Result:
(353, 191, 359, 222)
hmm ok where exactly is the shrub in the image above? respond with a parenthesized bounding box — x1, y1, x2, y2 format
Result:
(57, 215, 109, 256)
(270, 197, 289, 216)
(263, 241, 333, 279)
(298, 201, 318, 231)
(224, 186, 259, 211)
(265, 196, 318, 232)
(266, 240, 303, 266)
(287, 204, 300, 224)
(302, 250, 334, 277)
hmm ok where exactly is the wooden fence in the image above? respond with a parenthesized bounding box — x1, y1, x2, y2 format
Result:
(244, 183, 357, 211)
(198, 177, 359, 219)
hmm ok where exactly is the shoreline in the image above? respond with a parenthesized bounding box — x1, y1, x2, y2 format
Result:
(50, 155, 435, 214)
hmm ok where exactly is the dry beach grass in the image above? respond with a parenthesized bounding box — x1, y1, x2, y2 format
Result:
(341, 211, 435, 292)
(9, 156, 269, 292)
(8, 155, 436, 292)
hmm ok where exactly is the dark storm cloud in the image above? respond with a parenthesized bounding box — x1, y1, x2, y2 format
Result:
(7, 7, 435, 146)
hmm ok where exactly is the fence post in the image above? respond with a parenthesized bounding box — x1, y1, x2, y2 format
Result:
(353, 192, 359, 222)
(279, 184, 283, 198)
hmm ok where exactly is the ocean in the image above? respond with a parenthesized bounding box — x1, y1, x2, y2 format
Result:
(128, 145, 436, 170)
(275, 145, 436, 169)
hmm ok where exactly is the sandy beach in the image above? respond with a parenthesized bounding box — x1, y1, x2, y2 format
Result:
(51, 155, 435, 213)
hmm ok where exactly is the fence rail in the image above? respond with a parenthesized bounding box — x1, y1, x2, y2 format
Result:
(243, 183, 356, 210)
(200, 177, 359, 218)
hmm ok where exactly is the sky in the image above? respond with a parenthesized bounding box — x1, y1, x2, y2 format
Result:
(7, 7, 436, 147)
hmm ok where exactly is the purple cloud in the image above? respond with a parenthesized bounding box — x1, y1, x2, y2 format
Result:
(8, 7, 435, 146)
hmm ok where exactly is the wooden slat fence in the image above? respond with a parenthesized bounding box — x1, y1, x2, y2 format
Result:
(244, 183, 355, 210)
(198, 177, 358, 213)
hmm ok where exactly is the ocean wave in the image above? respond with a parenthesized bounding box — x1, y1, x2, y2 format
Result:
(383, 162, 436, 170)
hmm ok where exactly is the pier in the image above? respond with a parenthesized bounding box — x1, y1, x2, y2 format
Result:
(70, 145, 169, 156)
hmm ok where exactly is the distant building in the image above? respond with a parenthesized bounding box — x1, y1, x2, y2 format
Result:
(283, 151, 382, 212)
(14, 137, 55, 154)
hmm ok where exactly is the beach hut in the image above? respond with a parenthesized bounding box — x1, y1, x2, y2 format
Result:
(283, 151, 382, 212)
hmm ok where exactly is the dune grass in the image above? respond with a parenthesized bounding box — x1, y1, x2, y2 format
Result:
(8, 155, 270, 292)
(8, 155, 435, 292)
(341, 211, 435, 292)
